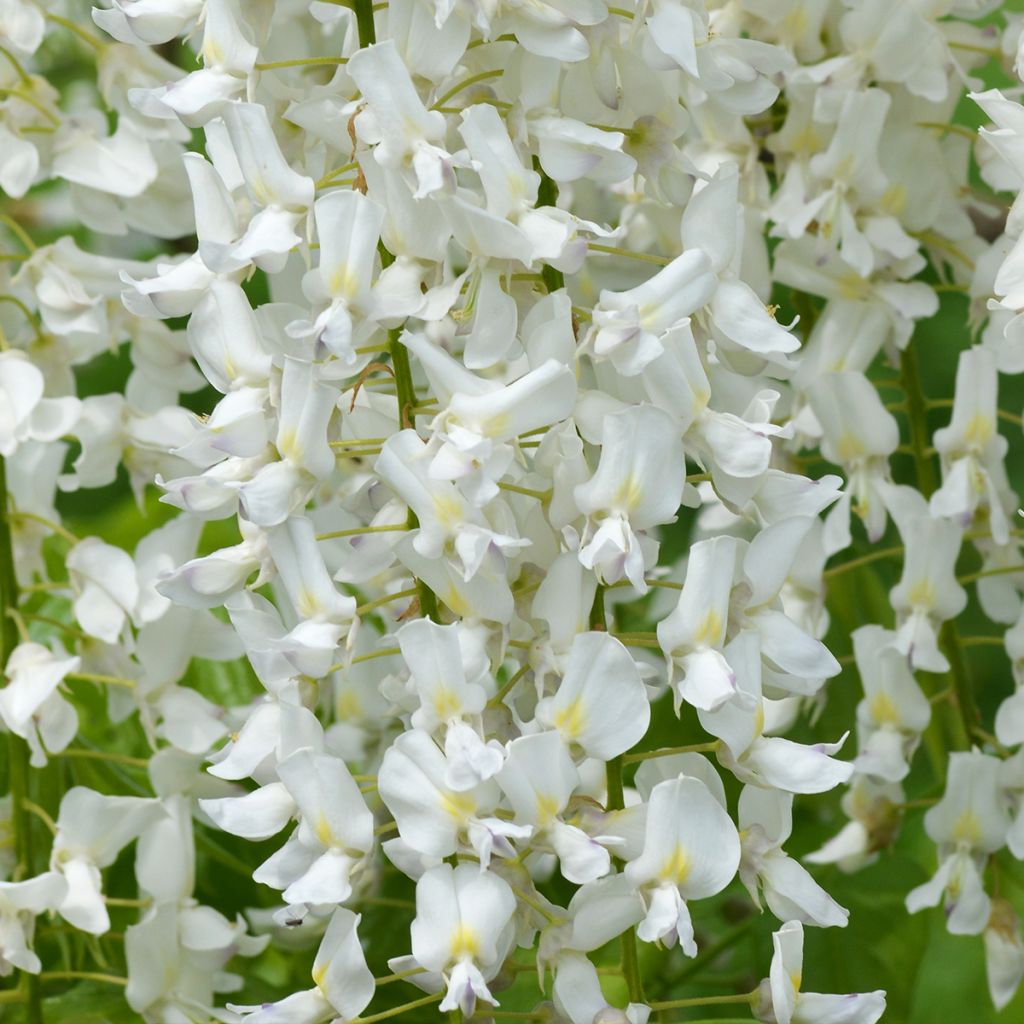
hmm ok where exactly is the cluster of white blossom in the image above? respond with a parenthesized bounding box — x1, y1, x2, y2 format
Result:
(4, 0, 1024, 1021)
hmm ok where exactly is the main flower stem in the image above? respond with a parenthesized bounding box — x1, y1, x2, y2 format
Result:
(356, 0, 439, 623)
(353, 0, 377, 46)
(898, 343, 937, 499)
(594, 584, 644, 1004)
(899, 344, 972, 751)
(533, 160, 565, 294)
(0, 456, 43, 1024)
(386, 326, 439, 621)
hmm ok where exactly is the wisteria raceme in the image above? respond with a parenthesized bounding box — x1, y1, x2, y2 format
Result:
(5, 0, 1024, 1021)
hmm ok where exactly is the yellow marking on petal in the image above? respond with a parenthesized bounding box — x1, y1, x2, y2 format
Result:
(315, 814, 334, 847)
(836, 432, 864, 462)
(450, 923, 480, 959)
(964, 413, 994, 449)
(441, 584, 470, 618)
(832, 155, 854, 183)
(433, 686, 462, 720)
(329, 265, 357, 299)
(693, 610, 723, 648)
(753, 702, 766, 738)
(613, 474, 643, 511)
(297, 587, 322, 619)
(868, 691, 900, 726)
(782, 7, 809, 36)
(553, 697, 586, 740)
(881, 184, 907, 216)
(249, 174, 272, 206)
(440, 789, 476, 821)
(203, 39, 223, 66)
(312, 963, 328, 989)
(659, 844, 690, 884)
(952, 810, 982, 845)
(790, 970, 802, 993)
(907, 579, 935, 610)
(790, 127, 822, 156)
(336, 690, 362, 720)
(277, 427, 301, 462)
(535, 793, 561, 826)
(485, 411, 511, 438)
(433, 493, 463, 528)
(837, 272, 870, 301)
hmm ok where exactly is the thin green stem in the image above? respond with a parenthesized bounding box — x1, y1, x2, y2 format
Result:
(350, 992, 443, 1023)
(896, 798, 941, 811)
(21, 799, 56, 835)
(488, 662, 531, 709)
(947, 40, 1002, 58)
(497, 481, 551, 502)
(823, 544, 904, 579)
(58, 749, 149, 769)
(622, 741, 719, 765)
(916, 121, 980, 143)
(612, 631, 661, 649)
(351, 647, 400, 665)
(65, 671, 137, 689)
(316, 524, 408, 541)
(0, 215, 34, 252)
(432, 69, 503, 109)
(355, 586, 419, 616)
(508, 883, 559, 923)
(39, 971, 127, 986)
(958, 635, 1006, 649)
(361, 895, 414, 909)
(912, 230, 976, 272)
(606, 578, 684, 592)
(926, 397, 1024, 429)
(255, 56, 347, 70)
(316, 162, 359, 189)
(588, 242, 672, 266)
(44, 12, 104, 50)
(20, 580, 67, 593)
(1, 455, 43, 1024)
(334, 447, 381, 459)
(649, 991, 757, 1011)
(17, 611, 89, 642)
(103, 896, 150, 908)
(9, 510, 80, 544)
(0, 44, 30, 86)
(330, 437, 388, 447)
(374, 966, 426, 986)
(959, 563, 1024, 585)
(0, 294, 45, 340)
(0, 88, 59, 126)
